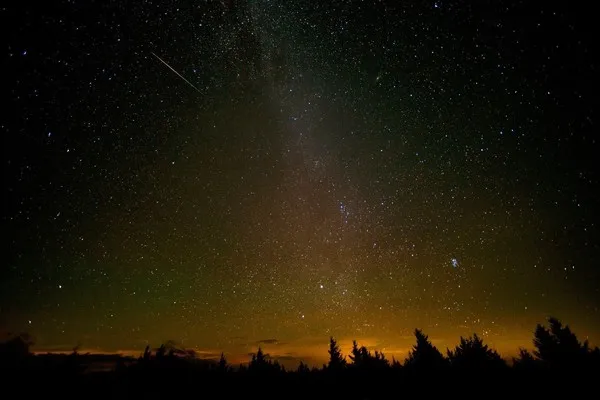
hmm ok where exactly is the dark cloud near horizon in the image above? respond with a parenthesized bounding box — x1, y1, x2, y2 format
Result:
(195, 352, 223, 360)
(256, 339, 281, 345)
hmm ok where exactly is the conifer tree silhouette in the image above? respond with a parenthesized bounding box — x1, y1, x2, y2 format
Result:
(404, 329, 447, 369)
(373, 350, 389, 369)
(391, 357, 402, 369)
(349, 340, 389, 370)
(447, 334, 506, 369)
(513, 348, 537, 369)
(297, 361, 310, 374)
(273, 359, 284, 373)
(349, 340, 362, 367)
(327, 337, 346, 370)
(217, 352, 228, 372)
(141, 345, 151, 363)
(155, 344, 167, 361)
(250, 346, 267, 370)
(533, 317, 593, 368)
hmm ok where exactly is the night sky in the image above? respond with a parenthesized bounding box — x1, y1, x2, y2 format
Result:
(3, 1, 598, 366)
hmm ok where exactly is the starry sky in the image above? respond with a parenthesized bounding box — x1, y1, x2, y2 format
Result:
(3, 1, 598, 366)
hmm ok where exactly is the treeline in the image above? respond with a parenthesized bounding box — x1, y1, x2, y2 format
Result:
(133, 317, 599, 372)
(1, 317, 599, 398)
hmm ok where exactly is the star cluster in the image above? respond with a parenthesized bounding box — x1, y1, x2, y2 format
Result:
(3, 1, 598, 363)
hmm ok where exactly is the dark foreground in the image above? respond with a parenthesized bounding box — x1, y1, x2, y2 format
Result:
(2, 317, 599, 398)
(2, 363, 599, 399)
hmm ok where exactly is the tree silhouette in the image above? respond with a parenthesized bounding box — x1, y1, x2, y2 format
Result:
(249, 346, 277, 373)
(272, 359, 284, 373)
(349, 340, 389, 370)
(297, 361, 310, 374)
(589, 346, 600, 368)
(404, 329, 447, 369)
(155, 343, 167, 360)
(0, 333, 32, 356)
(513, 348, 537, 370)
(372, 350, 389, 369)
(447, 334, 506, 370)
(327, 336, 346, 370)
(217, 352, 228, 372)
(349, 340, 362, 366)
(533, 317, 591, 368)
(140, 345, 152, 363)
(250, 347, 266, 366)
(4, 318, 600, 394)
(0, 333, 33, 367)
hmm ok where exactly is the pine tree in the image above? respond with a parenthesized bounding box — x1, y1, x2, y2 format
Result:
(513, 348, 537, 369)
(373, 350, 389, 368)
(327, 336, 347, 370)
(156, 344, 167, 360)
(250, 347, 267, 370)
(447, 334, 506, 369)
(404, 329, 447, 369)
(218, 352, 228, 372)
(273, 360, 284, 372)
(141, 345, 151, 363)
(349, 340, 389, 370)
(297, 361, 310, 373)
(533, 317, 591, 368)
(391, 357, 402, 369)
(349, 340, 361, 366)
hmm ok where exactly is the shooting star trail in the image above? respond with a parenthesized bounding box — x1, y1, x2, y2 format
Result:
(151, 52, 201, 93)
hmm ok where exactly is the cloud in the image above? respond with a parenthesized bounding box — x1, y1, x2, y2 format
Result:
(256, 338, 281, 345)
(33, 346, 141, 357)
(274, 354, 298, 361)
(193, 350, 223, 360)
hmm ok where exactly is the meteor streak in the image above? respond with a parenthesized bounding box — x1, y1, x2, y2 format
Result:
(151, 52, 201, 93)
